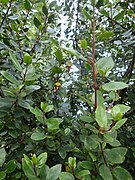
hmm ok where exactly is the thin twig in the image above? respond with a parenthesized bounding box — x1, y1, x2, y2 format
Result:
(108, 16, 129, 31)
(0, 0, 13, 29)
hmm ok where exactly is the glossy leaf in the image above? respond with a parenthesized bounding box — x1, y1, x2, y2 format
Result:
(0, 71, 18, 85)
(95, 105, 108, 128)
(46, 118, 63, 131)
(106, 147, 127, 164)
(102, 82, 128, 91)
(112, 118, 127, 130)
(55, 49, 63, 61)
(24, 0, 31, 10)
(0, 148, 6, 167)
(37, 152, 47, 168)
(112, 166, 132, 180)
(46, 164, 62, 180)
(62, 46, 87, 61)
(98, 31, 114, 40)
(42, 5, 48, 16)
(76, 170, 90, 178)
(80, 115, 94, 123)
(80, 39, 87, 49)
(23, 53, 32, 65)
(31, 132, 46, 141)
(34, 17, 41, 28)
(95, 57, 114, 76)
(68, 157, 76, 168)
(111, 106, 123, 121)
(9, 52, 22, 72)
(5, 159, 17, 174)
(22, 155, 36, 179)
(114, 104, 130, 113)
(48, 14, 55, 23)
(29, 106, 43, 123)
(114, 10, 126, 21)
(99, 165, 113, 180)
(59, 172, 75, 180)
(84, 135, 99, 150)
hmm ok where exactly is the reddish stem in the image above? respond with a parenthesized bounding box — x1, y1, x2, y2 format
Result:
(91, 8, 97, 111)
(99, 142, 107, 166)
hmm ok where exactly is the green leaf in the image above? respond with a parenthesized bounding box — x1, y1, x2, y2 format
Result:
(84, 135, 99, 150)
(100, 9, 109, 16)
(15, 172, 21, 179)
(8, 129, 18, 138)
(82, 9, 91, 20)
(104, 134, 114, 142)
(106, 147, 127, 164)
(22, 154, 36, 179)
(1, 0, 9, 3)
(80, 39, 88, 49)
(96, 0, 104, 9)
(0, 148, 6, 167)
(112, 118, 127, 130)
(8, 16, 19, 20)
(95, 57, 114, 76)
(76, 170, 90, 178)
(58, 147, 67, 159)
(25, 85, 41, 94)
(89, 152, 96, 161)
(52, 66, 62, 73)
(49, 1, 57, 8)
(109, 91, 119, 101)
(37, 152, 47, 168)
(111, 106, 123, 121)
(114, 10, 126, 21)
(79, 161, 93, 170)
(46, 118, 63, 131)
(114, 104, 130, 113)
(24, 0, 31, 10)
(95, 105, 108, 128)
(62, 46, 87, 61)
(112, 166, 132, 180)
(0, 97, 13, 117)
(29, 106, 43, 123)
(44, 105, 54, 113)
(102, 82, 128, 91)
(0, 71, 18, 85)
(80, 115, 94, 123)
(23, 53, 32, 65)
(34, 17, 41, 28)
(68, 157, 76, 168)
(98, 31, 114, 40)
(9, 52, 22, 72)
(48, 14, 55, 23)
(5, 159, 17, 174)
(31, 132, 46, 141)
(46, 164, 62, 180)
(42, 5, 48, 16)
(59, 172, 75, 180)
(0, 171, 6, 180)
(55, 49, 63, 61)
(97, 91, 104, 106)
(99, 164, 113, 180)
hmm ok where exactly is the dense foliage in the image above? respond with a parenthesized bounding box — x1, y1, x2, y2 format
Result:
(0, 0, 134, 179)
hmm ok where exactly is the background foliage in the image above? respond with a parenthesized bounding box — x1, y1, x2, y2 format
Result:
(0, 0, 134, 179)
